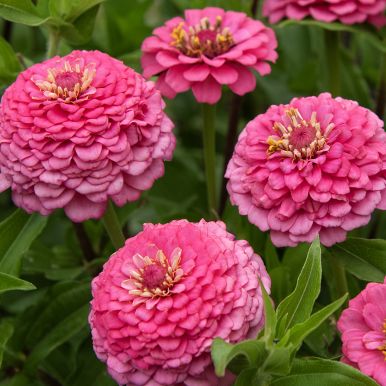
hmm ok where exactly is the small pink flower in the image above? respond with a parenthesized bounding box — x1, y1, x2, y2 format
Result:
(226, 93, 386, 247)
(89, 219, 270, 385)
(0, 50, 175, 222)
(338, 278, 386, 386)
(263, 0, 386, 27)
(141, 7, 278, 104)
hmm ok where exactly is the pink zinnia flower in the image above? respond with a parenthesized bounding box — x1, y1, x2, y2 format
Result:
(337, 277, 386, 386)
(226, 93, 386, 247)
(0, 50, 175, 222)
(263, 0, 386, 27)
(89, 219, 270, 385)
(141, 7, 278, 104)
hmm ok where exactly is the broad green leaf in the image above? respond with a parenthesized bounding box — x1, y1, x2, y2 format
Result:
(0, 36, 21, 86)
(329, 238, 386, 282)
(65, 0, 105, 21)
(64, 344, 116, 386)
(262, 347, 292, 376)
(276, 238, 322, 337)
(259, 279, 276, 347)
(211, 338, 266, 377)
(279, 295, 347, 351)
(270, 358, 379, 386)
(0, 210, 47, 276)
(48, 0, 72, 19)
(282, 244, 310, 279)
(0, 320, 13, 367)
(234, 368, 260, 386)
(0, 0, 49, 26)
(26, 282, 91, 347)
(24, 304, 89, 374)
(0, 272, 35, 294)
(0, 374, 31, 386)
(59, 4, 100, 44)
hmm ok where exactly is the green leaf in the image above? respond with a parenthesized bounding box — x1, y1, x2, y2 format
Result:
(211, 338, 267, 377)
(0, 320, 14, 367)
(279, 294, 347, 351)
(270, 358, 379, 386)
(0, 374, 30, 386)
(276, 238, 322, 337)
(26, 282, 91, 348)
(64, 343, 116, 386)
(0, 210, 47, 276)
(259, 279, 276, 347)
(59, 4, 100, 44)
(277, 19, 386, 53)
(0, 272, 35, 294)
(234, 368, 260, 386)
(262, 347, 292, 376)
(0, 36, 21, 86)
(0, 0, 49, 26)
(24, 304, 89, 374)
(329, 238, 386, 282)
(65, 0, 105, 21)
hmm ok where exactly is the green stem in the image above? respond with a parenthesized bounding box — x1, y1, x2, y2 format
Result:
(376, 51, 386, 120)
(324, 30, 341, 96)
(46, 29, 61, 58)
(332, 259, 349, 303)
(102, 201, 125, 250)
(202, 104, 218, 219)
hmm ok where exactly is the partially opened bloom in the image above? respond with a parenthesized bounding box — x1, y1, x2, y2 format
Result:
(338, 277, 386, 386)
(0, 50, 175, 222)
(226, 93, 386, 247)
(141, 7, 278, 104)
(263, 0, 386, 27)
(89, 219, 270, 385)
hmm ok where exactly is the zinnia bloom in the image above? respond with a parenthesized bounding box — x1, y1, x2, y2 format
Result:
(263, 0, 386, 27)
(89, 219, 270, 385)
(141, 7, 278, 104)
(226, 93, 386, 247)
(0, 50, 175, 222)
(337, 277, 386, 386)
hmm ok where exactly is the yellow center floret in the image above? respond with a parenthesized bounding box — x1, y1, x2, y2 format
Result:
(267, 108, 334, 160)
(378, 321, 386, 360)
(122, 248, 184, 299)
(170, 16, 234, 57)
(32, 60, 96, 103)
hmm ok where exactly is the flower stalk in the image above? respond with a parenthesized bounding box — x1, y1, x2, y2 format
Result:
(102, 201, 125, 250)
(202, 103, 218, 218)
(324, 30, 341, 96)
(46, 29, 61, 58)
(376, 51, 386, 120)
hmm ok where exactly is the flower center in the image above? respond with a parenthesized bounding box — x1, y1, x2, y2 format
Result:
(170, 16, 234, 58)
(142, 263, 167, 290)
(122, 248, 184, 299)
(32, 59, 96, 103)
(55, 71, 82, 92)
(267, 108, 334, 160)
(378, 321, 386, 359)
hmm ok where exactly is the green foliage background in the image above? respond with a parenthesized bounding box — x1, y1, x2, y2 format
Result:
(0, 0, 385, 385)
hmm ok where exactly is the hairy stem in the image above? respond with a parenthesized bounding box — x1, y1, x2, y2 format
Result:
(219, 94, 242, 217)
(202, 104, 218, 218)
(102, 201, 125, 250)
(72, 222, 97, 262)
(376, 51, 386, 119)
(46, 29, 60, 58)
